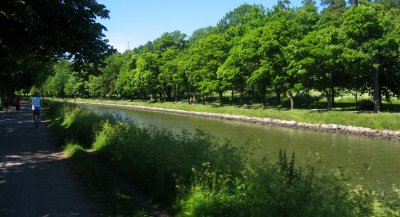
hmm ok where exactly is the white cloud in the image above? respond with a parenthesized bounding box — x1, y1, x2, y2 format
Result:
(106, 32, 131, 52)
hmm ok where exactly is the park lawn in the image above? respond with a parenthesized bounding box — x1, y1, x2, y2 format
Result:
(57, 98, 400, 131)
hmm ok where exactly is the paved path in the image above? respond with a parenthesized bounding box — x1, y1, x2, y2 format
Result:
(0, 101, 102, 217)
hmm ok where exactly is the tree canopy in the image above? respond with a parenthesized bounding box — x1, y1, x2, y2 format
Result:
(42, 1, 400, 112)
(0, 0, 113, 94)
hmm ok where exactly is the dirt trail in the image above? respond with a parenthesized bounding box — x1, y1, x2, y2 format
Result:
(0, 101, 102, 217)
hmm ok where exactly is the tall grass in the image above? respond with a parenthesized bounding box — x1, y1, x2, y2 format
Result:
(45, 101, 148, 216)
(45, 101, 400, 216)
(92, 120, 245, 204)
(45, 101, 106, 147)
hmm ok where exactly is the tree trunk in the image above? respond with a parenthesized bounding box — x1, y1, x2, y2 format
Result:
(261, 94, 266, 109)
(289, 92, 294, 110)
(326, 91, 332, 110)
(331, 84, 335, 107)
(219, 91, 223, 106)
(240, 88, 244, 105)
(326, 94, 332, 110)
(275, 87, 281, 105)
(165, 86, 172, 100)
(373, 65, 381, 113)
(174, 84, 178, 102)
(231, 90, 234, 104)
(0, 88, 4, 108)
(261, 81, 267, 109)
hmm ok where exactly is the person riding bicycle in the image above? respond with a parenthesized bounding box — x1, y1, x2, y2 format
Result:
(31, 92, 42, 122)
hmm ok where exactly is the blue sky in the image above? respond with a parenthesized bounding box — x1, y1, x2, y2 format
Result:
(97, 0, 304, 52)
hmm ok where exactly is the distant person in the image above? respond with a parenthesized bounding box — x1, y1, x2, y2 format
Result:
(14, 96, 20, 111)
(4, 96, 9, 112)
(31, 93, 42, 122)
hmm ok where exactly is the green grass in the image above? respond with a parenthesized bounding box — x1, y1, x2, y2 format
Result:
(57, 97, 400, 131)
(44, 101, 400, 216)
(64, 143, 150, 217)
(45, 102, 151, 217)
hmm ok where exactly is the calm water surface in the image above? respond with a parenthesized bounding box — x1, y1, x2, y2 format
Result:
(85, 105, 400, 192)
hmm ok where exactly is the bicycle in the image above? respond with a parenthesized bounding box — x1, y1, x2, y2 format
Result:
(33, 110, 40, 129)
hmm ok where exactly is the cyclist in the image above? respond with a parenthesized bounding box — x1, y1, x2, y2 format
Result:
(31, 92, 42, 122)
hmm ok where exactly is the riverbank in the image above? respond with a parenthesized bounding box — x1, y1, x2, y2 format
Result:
(44, 101, 399, 216)
(60, 99, 400, 141)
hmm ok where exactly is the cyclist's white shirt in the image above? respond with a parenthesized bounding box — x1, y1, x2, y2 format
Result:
(32, 97, 41, 111)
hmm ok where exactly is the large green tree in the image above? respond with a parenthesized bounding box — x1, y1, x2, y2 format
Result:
(342, 2, 400, 112)
(186, 34, 230, 104)
(154, 31, 187, 100)
(86, 53, 123, 98)
(0, 0, 113, 95)
(114, 51, 139, 98)
(42, 61, 72, 97)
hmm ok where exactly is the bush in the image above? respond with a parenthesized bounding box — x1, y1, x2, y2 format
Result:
(176, 152, 375, 217)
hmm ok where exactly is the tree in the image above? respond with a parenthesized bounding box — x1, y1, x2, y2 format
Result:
(262, 5, 317, 109)
(94, 53, 124, 97)
(374, 0, 400, 8)
(218, 30, 260, 105)
(42, 61, 72, 97)
(188, 26, 214, 45)
(321, 0, 347, 11)
(0, 0, 113, 95)
(342, 2, 400, 112)
(215, 4, 265, 33)
(277, 0, 292, 9)
(286, 27, 349, 110)
(186, 34, 230, 104)
(64, 73, 86, 97)
(114, 51, 139, 98)
(154, 31, 187, 100)
(302, 0, 317, 6)
(135, 52, 161, 101)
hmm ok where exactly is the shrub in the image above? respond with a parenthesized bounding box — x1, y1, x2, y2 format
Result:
(175, 152, 376, 217)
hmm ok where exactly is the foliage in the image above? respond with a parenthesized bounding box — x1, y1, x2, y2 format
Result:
(177, 152, 376, 217)
(42, 61, 73, 97)
(186, 33, 229, 101)
(41, 1, 400, 113)
(1, 0, 114, 93)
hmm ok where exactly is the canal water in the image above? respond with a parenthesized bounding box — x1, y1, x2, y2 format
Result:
(85, 104, 400, 192)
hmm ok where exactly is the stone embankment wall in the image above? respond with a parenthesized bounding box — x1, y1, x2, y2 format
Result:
(72, 101, 400, 141)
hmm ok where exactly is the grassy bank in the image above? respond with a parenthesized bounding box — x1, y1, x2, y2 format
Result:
(45, 102, 150, 217)
(44, 100, 400, 216)
(57, 98, 400, 131)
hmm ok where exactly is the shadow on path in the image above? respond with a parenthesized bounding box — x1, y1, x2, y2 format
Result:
(0, 101, 102, 217)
